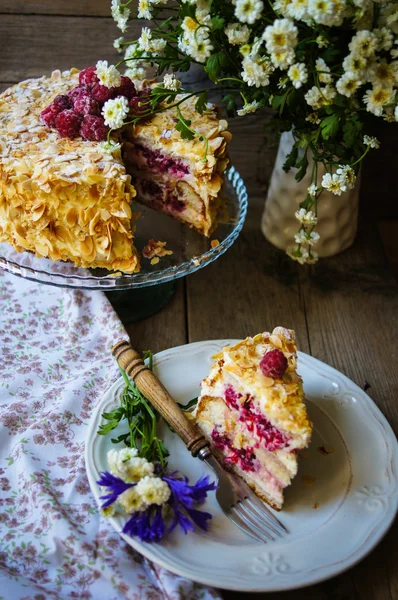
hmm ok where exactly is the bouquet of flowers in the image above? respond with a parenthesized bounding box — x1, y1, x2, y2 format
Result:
(107, 0, 397, 263)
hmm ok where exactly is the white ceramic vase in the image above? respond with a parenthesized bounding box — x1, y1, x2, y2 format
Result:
(261, 131, 360, 257)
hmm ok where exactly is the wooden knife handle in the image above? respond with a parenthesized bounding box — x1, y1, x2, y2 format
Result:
(112, 340, 209, 457)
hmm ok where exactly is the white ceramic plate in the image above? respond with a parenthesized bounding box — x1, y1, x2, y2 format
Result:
(85, 341, 398, 592)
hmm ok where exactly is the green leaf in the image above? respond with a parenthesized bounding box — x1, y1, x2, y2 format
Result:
(176, 108, 195, 140)
(177, 397, 198, 412)
(283, 146, 299, 172)
(320, 114, 340, 140)
(343, 116, 362, 147)
(295, 150, 309, 181)
(195, 91, 208, 114)
(211, 16, 225, 30)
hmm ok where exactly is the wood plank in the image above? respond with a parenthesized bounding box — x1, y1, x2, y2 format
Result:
(0, 15, 143, 82)
(123, 279, 187, 355)
(0, 0, 112, 16)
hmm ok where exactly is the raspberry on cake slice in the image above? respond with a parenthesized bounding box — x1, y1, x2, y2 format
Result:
(194, 327, 312, 510)
(123, 95, 231, 237)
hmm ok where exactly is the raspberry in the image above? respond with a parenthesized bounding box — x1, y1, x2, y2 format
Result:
(73, 93, 100, 116)
(40, 104, 59, 128)
(68, 86, 88, 103)
(129, 94, 151, 118)
(260, 349, 288, 379)
(79, 66, 99, 88)
(52, 95, 71, 110)
(80, 115, 109, 141)
(91, 83, 115, 104)
(113, 76, 136, 100)
(55, 109, 82, 138)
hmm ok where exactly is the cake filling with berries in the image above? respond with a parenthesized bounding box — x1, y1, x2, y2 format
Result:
(0, 66, 230, 271)
(194, 327, 312, 510)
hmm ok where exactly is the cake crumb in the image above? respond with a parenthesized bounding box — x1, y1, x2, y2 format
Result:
(313, 502, 319, 509)
(301, 475, 316, 485)
(318, 445, 334, 455)
(211, 239, 220, 248)
(142, 239, 173, 260)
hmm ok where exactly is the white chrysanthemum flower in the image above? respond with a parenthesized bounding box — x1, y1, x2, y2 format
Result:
(363, 87, 394, 116)
(349, 30, 378, 57)
(98, 140, 122, 154)
(107, 446, 154, 482)
(306, 112, 321, 124)
(125, 66, 147, 80)
(287, 246, 318, 264)
(290, 0, 309, 20)
(114, 37, 124, 52)
(316, 58, 332, 84)
(294, 230, 320, 245)
(369, 60, 398, 89)
(336, 165, 356, 189)
(136, 476, 171, 505)
(138, 27, 167, 54)
(336, 72, 362, 97)
(322, 84, 337, 104)
(225, 23, 251, 45)
(235, 0, 264, 24)
(316, 35, 328, 48)
(95, 60, 121, 89)
(288, 62, 308, 88)
(308, 0, 345, 26)
(196, 0, 212, 22)
(118, 487, 148, 514)
(308, 184, 318, 197)
(295, 208, 318, 224)
(391, 48, 398, 59)
(294, 230, 309, 244)
(363, 135, 380, 149)
(379, 3, 398, 35)
(307, 231, 320, 246)
(374, 27, 394, 51)
(138, 0, 152, 19)
(111, 0, 130, 32)
(322, 173, 347, 195)
(237, 100, 261, 115)
(395, 105, 398, 121)
(181, 16, 199, 37)
(241, 55, 275, 87)
(263, 18, 298, 54)
(187, 34, 214, 62)
(304, 86, 323, 109)
(271, 48, 296, 70)
(163, 73, 182, 91)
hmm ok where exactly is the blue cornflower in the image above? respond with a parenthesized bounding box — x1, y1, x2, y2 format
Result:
(163, 472, 217, 534)
(123, 505, 165, 542)
(97, 471, 135, 508)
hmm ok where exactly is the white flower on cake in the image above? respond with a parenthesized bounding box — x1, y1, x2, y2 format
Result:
(118, 487, 148, 513)
(295, 208, 318, 224)
(107, 448, 155, 481)
(98, 140, 122, 154)
(163, 73, 182, 91)
(288, 62, 308, 88)
(95, 61, 121, 89)
(102, 97, 129, 130)
(225, 23, 250, 46)
(321, 172, 347, 195)
(263, 19, 298, 54)
(135, 476, 171, 505)
(363, 87, 394, 116)
(363, 135, 380, 149)
(336, 72, 362, 97)
(237, 100, 261, 115)
(315, 58, 332, 84)
(241, 55, 274, 87)
(235, 0, 264, 24)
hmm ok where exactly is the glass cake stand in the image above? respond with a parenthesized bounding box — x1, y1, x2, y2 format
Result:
(0, 166, 247, 321)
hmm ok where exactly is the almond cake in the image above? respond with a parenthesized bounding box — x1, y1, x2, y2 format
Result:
(194, 327, 312, 510)
(0, 68, 230, 272)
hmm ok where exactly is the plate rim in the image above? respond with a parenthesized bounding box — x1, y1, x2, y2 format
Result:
(85, 339, 398, 592)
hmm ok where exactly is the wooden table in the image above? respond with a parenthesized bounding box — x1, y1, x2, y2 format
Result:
(1, 2, 397, 598)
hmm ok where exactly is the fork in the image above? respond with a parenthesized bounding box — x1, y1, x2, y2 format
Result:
(112, 340, 288, 543)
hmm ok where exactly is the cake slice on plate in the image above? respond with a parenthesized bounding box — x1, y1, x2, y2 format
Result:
(194, 327, 312, 510)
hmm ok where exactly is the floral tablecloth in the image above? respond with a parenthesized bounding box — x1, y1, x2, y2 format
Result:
(0, 270, 220, 600)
